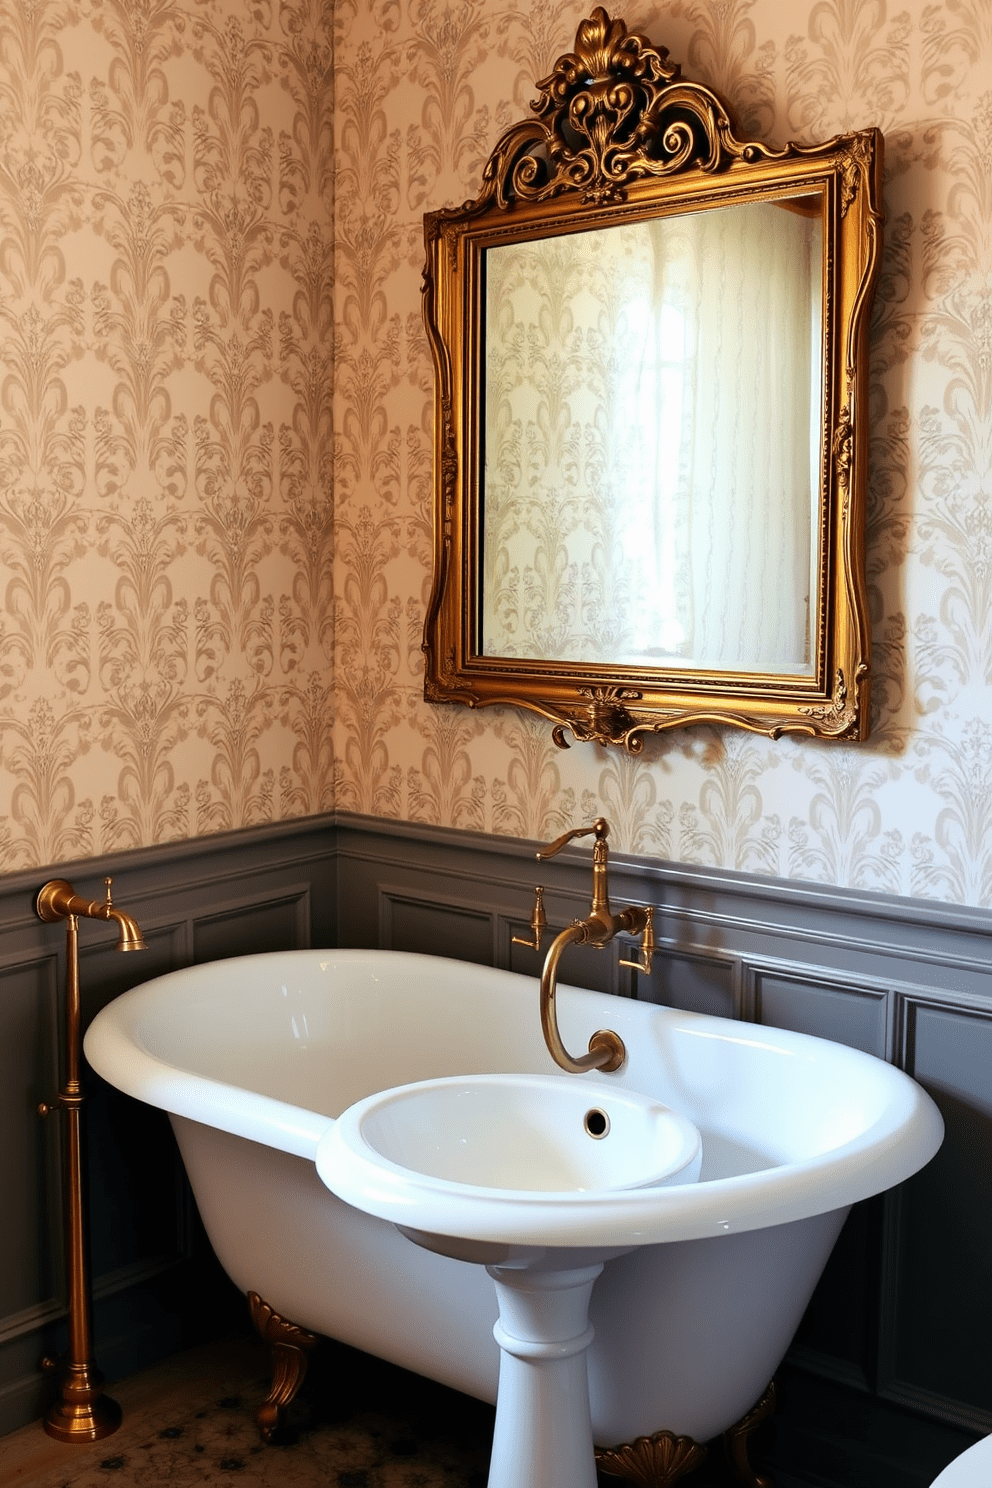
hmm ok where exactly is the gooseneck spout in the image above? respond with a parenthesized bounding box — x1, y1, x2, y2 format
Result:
(517, 819, 655, 1075)
(539, 922, 627, 1074)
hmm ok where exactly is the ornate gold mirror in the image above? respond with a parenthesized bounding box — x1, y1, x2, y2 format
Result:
(422, 8, 882, 751)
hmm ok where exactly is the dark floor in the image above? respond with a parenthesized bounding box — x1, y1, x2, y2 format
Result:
(4, 1331, 494, 1488)
(1, 1327, 783, 1488)
(1, 1330, 978, 1488)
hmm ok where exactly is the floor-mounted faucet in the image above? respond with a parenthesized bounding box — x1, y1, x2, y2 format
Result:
(514, 818, 655, 1074)
(36, 877, 146, 1441)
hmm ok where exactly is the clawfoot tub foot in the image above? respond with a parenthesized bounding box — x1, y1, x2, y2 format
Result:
(722, 1380, 776, 1488)
(246, 1291, 318, 1442)
(595, 1431, 707, 1486)
(594, 1380, 776, 1488)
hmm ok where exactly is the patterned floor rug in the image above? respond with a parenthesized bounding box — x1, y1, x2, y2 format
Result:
(5, 1332, 774, 1488)
(8, 1337, 495, 1488)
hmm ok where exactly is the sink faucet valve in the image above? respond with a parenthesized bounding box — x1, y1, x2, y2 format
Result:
(619, 905, 656, 976)
(512, 885, 547, 954)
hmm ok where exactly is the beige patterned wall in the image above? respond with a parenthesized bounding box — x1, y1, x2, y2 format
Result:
(332, 0, 992, 908)
(3, 1, 991, 912)
(0, 0, 334, 868)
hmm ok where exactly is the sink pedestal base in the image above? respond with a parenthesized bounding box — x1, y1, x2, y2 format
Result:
(486, 1260, 604, 1488)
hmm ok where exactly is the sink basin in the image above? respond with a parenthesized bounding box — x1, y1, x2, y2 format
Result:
(316, 1072, 702, 1250)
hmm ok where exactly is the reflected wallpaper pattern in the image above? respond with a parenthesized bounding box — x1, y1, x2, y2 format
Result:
(1, 0, 991, 910)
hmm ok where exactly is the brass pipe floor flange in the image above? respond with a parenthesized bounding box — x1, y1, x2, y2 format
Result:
(41, 1358, 122, 1442)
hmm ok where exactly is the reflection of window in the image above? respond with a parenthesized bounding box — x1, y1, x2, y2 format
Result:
(622, 286, 690, 657)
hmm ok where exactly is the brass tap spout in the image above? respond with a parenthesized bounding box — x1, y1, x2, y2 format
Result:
(529, 819, 655, 1075)
(37, 877, 146, 951)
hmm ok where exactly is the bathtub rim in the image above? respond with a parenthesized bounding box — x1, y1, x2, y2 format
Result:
(83, 947, 944, 1245)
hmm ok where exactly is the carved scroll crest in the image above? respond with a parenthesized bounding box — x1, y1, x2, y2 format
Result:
(476, 6, 783, 208)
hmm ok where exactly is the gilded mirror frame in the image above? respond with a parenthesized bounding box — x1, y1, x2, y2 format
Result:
(422, 7, 882, 752)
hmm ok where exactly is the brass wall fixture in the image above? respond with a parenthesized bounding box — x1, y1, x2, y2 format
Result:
(515, 818, 654, 1073)
(36, 878, 146, 1442)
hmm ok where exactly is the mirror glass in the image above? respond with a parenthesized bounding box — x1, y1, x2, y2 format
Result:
(481, 195, 823, 675)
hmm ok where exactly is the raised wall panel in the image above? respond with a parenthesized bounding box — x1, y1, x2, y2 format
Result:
(380, 890, 494, 964)
(0, 1331, 54, 1437)
(86, 1086, 189, 1286)
(788, 1195, 882, 1394)
(193, 889, 311, 963)
(747, 968, 889, 1388)
(751, 964, 890, 1057)
(706, 960, 887, 1389)
(79, 923, 181, 1015)
(637, 947, 738, 1018)
(878, 997, 992, 1429)
(0, 956, 61, 1325)
(74, 927, 191, 1286)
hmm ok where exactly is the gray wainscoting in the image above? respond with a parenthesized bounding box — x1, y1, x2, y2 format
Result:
(0, 810, 989, 1486)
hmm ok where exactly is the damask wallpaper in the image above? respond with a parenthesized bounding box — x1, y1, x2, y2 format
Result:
(1, 0, 990, 910)
(0, 0, 334, 866)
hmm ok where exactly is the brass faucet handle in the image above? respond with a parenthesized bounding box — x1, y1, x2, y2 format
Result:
(536, 817, 610, 861)
(104, 877, 114, 905)
(512, 886, 547, 953)
(619, 906, 656, 977)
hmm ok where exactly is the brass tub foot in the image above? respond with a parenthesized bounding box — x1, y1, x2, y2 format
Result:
(722, 1380, 776, 1488)
(596, 1430, 707, 1487)
(594, 1380, 776, 1488)
(247, 1292, 318, 1442)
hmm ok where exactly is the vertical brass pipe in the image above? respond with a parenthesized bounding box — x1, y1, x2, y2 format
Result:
(37, 878, 144, 1442)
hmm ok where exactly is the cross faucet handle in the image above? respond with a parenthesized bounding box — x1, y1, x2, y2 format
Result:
(619, 905, 656, 977)
(512, 886, 547, 953)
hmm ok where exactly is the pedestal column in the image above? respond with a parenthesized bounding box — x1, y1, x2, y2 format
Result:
(485, 1260, 603, 1488)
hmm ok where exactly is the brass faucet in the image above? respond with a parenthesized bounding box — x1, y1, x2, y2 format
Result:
(37, 878, 147, 950)
(514, 818, 655, 1074)
(36, 877, 146, 1442)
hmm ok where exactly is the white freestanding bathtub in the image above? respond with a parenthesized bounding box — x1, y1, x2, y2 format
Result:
(84, 948, 942, 1450)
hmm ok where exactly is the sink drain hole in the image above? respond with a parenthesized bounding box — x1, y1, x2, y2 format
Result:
(584, 1107, 610, 1139)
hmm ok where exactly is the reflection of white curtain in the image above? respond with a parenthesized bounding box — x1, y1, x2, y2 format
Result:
(482, 201, 822, 673)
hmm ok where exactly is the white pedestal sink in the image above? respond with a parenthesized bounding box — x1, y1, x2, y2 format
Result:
(316, 1072, 702, 1488)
